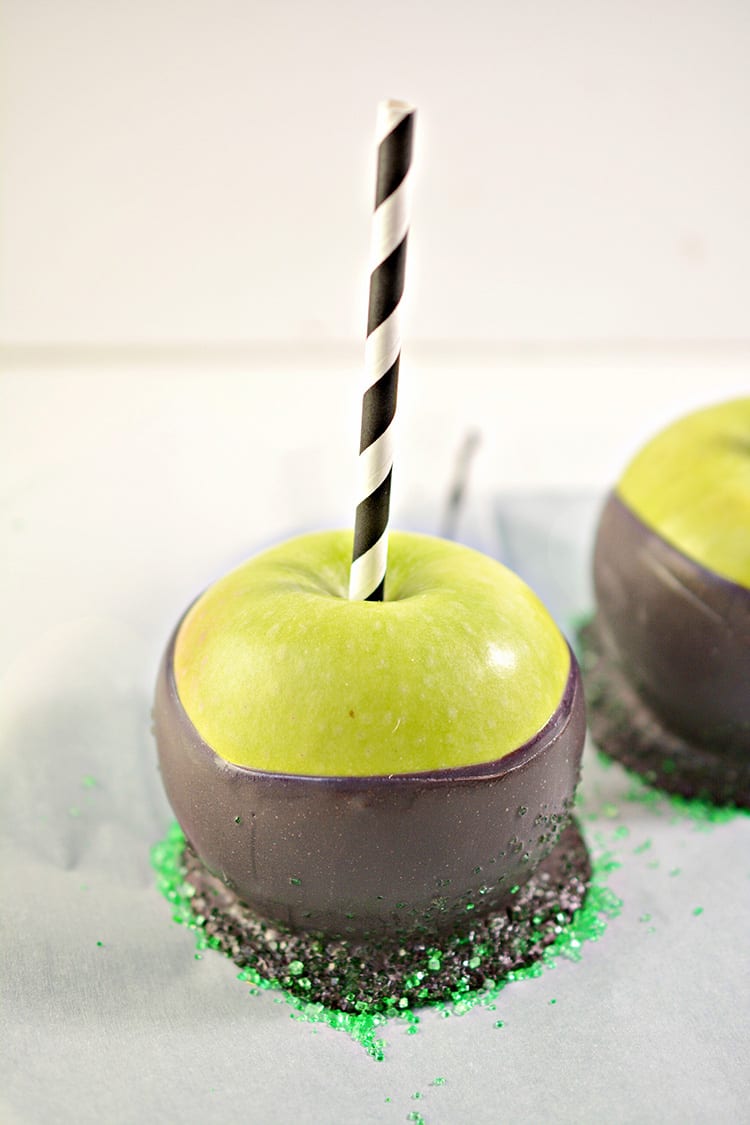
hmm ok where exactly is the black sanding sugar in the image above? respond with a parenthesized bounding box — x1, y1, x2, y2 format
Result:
(181, 820, 591, 1013)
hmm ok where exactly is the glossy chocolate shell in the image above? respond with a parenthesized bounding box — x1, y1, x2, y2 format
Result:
(154, 625, 586, 940)
(593, 493, 750, 755)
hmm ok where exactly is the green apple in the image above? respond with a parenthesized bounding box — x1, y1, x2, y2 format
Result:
(617, 397, 750, 588)
(589, 396, 750, 792)
(174, 529, 571, 776)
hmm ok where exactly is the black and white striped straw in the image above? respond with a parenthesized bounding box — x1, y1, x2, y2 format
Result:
(349, 99, 416, 601)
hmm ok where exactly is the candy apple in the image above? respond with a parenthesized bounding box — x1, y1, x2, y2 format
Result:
(587, 397, 750, 803)
(154, 530, 586, 938)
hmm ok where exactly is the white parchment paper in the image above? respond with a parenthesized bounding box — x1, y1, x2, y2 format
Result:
(2, 370, 748, 1125)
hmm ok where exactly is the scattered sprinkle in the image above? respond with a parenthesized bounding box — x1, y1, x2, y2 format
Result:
(624, 777, 747, 828)
(151, 821, 620, 1061)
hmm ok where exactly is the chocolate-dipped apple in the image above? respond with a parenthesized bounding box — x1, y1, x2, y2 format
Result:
(583, 398, 750, 805)
(154, 529, 586, 940)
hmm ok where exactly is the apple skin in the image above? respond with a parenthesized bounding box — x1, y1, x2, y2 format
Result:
(617, 398, 750, 589)
(173, 530, 572, 777)
(155, 626, 585, 939)
(154, 529, 585, 939)
(592, 399, 750, 757)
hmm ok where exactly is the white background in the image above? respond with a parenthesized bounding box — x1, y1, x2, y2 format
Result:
(1, 0, 750, 345)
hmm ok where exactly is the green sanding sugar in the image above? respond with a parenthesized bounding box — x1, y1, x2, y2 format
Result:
(151, 820, 620, 1060)
(622, 772, 748, 828)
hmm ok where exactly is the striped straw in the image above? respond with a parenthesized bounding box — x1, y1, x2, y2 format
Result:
(349, 99, 416, 602)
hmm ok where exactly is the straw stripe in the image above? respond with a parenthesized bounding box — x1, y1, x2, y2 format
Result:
(367, 238, 408, 335)
(359, 361, 398, 451)
(350, 100, 415, 601)
(364, 307, 401, 388)
(353, 469, 392, 559)
(374, 112, 414, 203)
(370, 177, 411, 268)
(349, 531, 388, 603)
(357, 420, 395, 497)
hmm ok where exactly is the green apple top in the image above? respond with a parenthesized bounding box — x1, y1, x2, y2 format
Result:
(173, 530, 571, 776)
(616, 397, 750, 589)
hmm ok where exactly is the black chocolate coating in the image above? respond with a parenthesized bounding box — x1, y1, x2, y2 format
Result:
(579, 618, 750, 806)
(593, 493, 750, 755)
(154, 625, 586, 940)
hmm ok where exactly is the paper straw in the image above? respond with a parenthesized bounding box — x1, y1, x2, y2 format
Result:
(349, 99, 416, 601)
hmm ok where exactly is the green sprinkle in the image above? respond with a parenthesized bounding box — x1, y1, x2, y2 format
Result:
(510, 884, 520, 895)
(407, 1113, 425, 1124)
(151, 821, 622, 1062)
(549, 997, 557, 1005)
(669, 868, 682, 877)
(494, 1019, 504, 1028)
(96, 940, 103, 947)
(82, 775, 97, 789)
(639, 913, 652, 923)
(431, 1077, 446, 1087)
(234, 816, 241, 825)
(624, 774, 749, 828)
(289, 877, 301, 886)
(692, 907, 704, 917)
(411, 1091, 423, 1100)
(69, 807, 81, 818)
